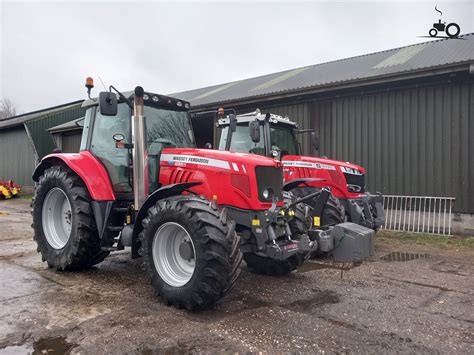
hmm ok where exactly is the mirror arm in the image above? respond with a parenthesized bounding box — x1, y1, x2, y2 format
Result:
(109, 85, 133, 109)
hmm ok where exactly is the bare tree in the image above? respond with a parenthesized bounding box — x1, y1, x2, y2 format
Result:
(0, 98, 18, 119)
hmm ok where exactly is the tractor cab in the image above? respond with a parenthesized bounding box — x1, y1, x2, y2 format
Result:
(217, 109, 318, 160)
(81, 90, 194, 197)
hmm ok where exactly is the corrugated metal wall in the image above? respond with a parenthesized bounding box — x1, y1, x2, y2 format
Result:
(61, 132, 82, 153)
(0, 127, 36, 186)
(259, 80, 473, 213)
(25, 105, 86, 159)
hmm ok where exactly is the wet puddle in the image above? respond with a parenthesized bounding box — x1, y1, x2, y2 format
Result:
(235, 289, 340, 315)
(0, 336, 77, 354)
(381, 252, 430, 262)
(281, 290, 340, 314)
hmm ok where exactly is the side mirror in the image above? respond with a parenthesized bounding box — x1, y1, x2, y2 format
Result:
(113, 133, 125, 142)
(99, 92, 118, 116)
(229, 114, 238, 132)
(249, 120, 260, 143)
(310, 131, 320, 151)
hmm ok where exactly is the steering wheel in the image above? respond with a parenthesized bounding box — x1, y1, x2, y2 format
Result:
(249, 147, 265, 155)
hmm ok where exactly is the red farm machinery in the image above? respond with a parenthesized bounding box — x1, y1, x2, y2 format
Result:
(32, 80, 375, 310)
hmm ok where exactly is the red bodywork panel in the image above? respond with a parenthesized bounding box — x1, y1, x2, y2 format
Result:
(38, 149, 282, 211)
(38, 151, 116, 201)
(160, 148, 282, 211)
(282, 155, 366, 199)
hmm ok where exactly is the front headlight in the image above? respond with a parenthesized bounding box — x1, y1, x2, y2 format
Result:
(262, 188, 273, 200)
(340, 166, 362, 175)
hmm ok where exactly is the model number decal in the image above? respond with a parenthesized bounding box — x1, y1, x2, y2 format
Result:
(160, 154, 231, 170)
(281, 161, 336, 171)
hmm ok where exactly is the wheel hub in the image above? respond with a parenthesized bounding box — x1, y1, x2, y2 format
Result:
(179, 240, 194, 261)
(41, 187, 72, 249)
(152, 222, 196, 287)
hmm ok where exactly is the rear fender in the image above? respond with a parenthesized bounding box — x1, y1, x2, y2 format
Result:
(32, 152, 115, 201)
(130, 182, 202, 258)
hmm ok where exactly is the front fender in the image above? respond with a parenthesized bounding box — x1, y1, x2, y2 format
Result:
(132, 182, 202, 242)
(282, 178, 324, 191)
(32, 151, 115, 201)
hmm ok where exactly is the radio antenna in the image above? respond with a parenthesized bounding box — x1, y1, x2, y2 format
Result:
(98, 76, 108, 91)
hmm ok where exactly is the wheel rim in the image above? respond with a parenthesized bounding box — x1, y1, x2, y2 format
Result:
(152, 222, 196, 287)
(41, 188, 72, 249)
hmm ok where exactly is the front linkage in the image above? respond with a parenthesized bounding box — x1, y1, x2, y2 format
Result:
(341, 193, 385, 231)
(226, 199, 317, 263)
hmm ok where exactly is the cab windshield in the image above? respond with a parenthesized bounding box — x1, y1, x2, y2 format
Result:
(219, 123, 298, 156)
(219, 124, 265, 155)
(89, 103, 194, 194)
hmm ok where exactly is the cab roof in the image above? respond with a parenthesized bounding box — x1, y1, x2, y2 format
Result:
(217, 109, 298, 128)
(81, 90, 190, 110)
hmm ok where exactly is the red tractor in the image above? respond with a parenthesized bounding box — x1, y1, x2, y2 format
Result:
(215, 109, 385, 232)
(32, 82, 330, 310)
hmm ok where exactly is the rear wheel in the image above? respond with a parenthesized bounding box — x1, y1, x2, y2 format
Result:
(244, 253, 304, 276)
(446, 23, 460, 38)
(32, 166, 108, 270)
(140, 195, 242, 310)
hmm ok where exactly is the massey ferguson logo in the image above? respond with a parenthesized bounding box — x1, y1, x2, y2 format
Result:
(282, 161, 336, 171)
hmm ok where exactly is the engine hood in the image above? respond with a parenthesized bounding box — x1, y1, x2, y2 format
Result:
(282, 155, 365, 174)
(161, 148, 281, 168)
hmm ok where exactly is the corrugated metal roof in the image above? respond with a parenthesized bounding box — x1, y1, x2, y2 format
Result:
(48, 117, 84, 133)
(0, 100, 84, 129)
(171, 33, 474, 107)
(25, 104, 87, 159)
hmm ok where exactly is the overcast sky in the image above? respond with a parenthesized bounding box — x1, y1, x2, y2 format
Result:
(1, 0, 473, 113)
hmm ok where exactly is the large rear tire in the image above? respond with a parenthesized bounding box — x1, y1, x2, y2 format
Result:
(32, 166, 108, 270)
(244, 252, 304, 276)
(140, 195, 242, 310)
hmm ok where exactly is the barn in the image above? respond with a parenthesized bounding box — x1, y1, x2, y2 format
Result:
(0, 101, 85, 190)
(1, 34, 472, 233)
(171, 34, 473, 230)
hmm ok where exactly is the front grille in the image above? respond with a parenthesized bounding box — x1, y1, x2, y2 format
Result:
(255, 166, 283, 202)
(344, 173, 366, 193)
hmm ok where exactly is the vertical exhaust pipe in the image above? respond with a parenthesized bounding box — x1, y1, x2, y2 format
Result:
(132, 86, 148, 210)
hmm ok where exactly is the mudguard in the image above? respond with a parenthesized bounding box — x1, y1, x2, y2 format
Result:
(32, 151, 115, 201)
(282, 178, 324, 191)
(129, 182, 202, 258)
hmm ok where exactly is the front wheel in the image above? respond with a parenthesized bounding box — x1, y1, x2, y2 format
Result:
(290, 186, 345, 228)
(429, 28, 438, 37)
(140, 195, 242, 310)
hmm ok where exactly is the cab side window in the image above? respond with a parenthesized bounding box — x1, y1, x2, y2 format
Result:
(90, 103, 131, 194)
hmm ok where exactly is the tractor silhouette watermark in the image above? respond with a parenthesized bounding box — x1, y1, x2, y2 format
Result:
(428, 5, 460, 38)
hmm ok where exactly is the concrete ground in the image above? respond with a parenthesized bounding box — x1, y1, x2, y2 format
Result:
(0, 198, 473, 354)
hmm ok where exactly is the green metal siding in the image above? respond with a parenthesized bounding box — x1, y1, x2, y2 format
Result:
(257, 80, 473, 213)
(25, 105, 87, 159)
(61, 132, 82, 153)
(0, 127, 36, 186)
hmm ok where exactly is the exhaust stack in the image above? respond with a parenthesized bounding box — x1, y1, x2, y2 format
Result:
(132, 86, 148, 210)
